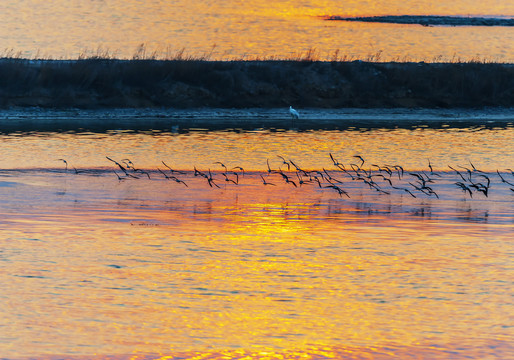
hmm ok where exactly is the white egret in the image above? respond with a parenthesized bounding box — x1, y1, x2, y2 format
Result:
(289, 106, 299, 120)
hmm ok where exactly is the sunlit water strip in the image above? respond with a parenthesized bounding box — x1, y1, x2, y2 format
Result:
(0, 115, 513, 172)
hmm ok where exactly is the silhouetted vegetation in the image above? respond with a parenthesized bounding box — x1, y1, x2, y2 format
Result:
(0, 57, 512, 108)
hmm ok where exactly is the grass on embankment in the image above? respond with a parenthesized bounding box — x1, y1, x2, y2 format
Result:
(0, 55, 513, 109)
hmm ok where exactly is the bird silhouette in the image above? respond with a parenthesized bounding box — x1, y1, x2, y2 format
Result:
(58, 158, 68, 171)
(353, 155, 365, 168)
(260, 174, 275, 186)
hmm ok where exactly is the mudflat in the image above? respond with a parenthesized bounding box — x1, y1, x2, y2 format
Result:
(0, 107, 513, 133)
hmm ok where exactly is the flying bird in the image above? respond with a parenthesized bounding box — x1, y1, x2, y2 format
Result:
(58, 158, 68, 171)
(277, 155, 291, 171)
(278, 170, 297, 187)
(329, 153, 345, 170)
(260, 174, 275, 186)
(352, 155, 365, 168)
(169, 175, 188, 187)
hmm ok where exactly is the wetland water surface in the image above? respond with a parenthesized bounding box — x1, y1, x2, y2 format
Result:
(2, 0, 514, 61)
(0, 113, 513, 359)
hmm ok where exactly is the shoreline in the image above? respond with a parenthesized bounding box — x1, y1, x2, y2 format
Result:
(0, 107, 513, 132)
(0, 60, 513, 110)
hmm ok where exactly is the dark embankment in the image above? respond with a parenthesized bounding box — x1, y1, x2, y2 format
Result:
(324, 15, 514, 27)
(0, 58, 513, 109)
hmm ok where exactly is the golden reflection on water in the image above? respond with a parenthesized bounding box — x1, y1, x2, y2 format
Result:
(1, 0, 513, 61)
(1, 127, 513, 172)
(0, 170, 512, 359)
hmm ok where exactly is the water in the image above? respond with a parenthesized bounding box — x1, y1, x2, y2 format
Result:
(0, 112, 513, 359)
(1, 0, 513, 61)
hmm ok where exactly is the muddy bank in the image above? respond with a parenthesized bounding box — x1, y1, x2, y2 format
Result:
(0, 59, 513, 109)
(324, 15, 514, 27)
(1, 108, 512, 132)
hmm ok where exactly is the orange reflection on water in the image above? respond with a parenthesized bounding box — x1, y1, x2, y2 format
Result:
(0, 171, 513, 359)
(1, 0, 514, 61)
(1, 126, 513, 172)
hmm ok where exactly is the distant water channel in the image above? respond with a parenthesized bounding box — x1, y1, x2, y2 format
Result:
(1, 0, 514, 62)
(0, 111, 513, 359)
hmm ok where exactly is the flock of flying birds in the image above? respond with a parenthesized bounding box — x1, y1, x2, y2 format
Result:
(58, 153, 514, 200)
(54, 106, 513, 200)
